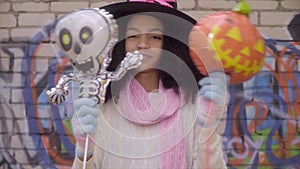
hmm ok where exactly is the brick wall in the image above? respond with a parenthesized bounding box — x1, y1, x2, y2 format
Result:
(0, 0, 299, 169)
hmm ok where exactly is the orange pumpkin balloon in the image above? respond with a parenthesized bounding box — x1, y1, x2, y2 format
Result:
(189, 0, 265, 84)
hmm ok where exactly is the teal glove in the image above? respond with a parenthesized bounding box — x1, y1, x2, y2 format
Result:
(198, 71, 230, 107)
(71, 98, 99, 158)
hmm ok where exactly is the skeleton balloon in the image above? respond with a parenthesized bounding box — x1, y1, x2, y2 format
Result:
(47, 8, 143, 104)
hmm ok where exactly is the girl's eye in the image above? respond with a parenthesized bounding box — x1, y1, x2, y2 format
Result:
(151, 35, 162, 40)
(126, 35, 138, 39)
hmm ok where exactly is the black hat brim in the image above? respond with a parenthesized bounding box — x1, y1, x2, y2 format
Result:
(100, 2, 196, 44)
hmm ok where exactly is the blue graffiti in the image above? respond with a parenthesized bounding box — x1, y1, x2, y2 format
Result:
(21, 23, 75, 168)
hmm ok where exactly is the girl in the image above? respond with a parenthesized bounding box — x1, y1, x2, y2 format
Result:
(71, 1, 230, 168)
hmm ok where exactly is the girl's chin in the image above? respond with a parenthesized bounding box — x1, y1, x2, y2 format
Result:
(134, 68, 158, 74)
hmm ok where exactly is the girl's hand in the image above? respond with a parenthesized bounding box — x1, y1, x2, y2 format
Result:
(71, 98, 100, 158)
(198, 71, 230, 107)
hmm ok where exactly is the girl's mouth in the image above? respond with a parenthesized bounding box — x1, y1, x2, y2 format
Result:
(141, 54, 151, 60)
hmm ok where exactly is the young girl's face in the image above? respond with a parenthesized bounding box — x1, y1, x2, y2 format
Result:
(125, 15, 164, 72)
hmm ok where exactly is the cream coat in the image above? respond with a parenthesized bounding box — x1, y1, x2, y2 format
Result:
(72, 96, 228, 169)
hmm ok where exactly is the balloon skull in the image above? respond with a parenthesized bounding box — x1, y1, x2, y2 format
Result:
(46, 8, 143, 104)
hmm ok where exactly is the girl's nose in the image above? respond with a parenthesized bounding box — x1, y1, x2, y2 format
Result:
(137, 35, 149, 49)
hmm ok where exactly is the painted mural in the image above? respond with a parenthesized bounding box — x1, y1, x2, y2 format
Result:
(0, 19, 299, 169)
(224, 39, 300, 169)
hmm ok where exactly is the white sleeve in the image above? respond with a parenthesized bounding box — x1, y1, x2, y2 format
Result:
(196, 95, 229, 134)
(72, 155, 95, 169)
(192, 126, 227, 169)
(191, 95, 228, 169)
(72, 145, 104, 169)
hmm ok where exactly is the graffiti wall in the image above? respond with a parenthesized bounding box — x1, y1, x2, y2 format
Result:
(0, 23, 75, 169)
(224, 39, 300, 169)
(0, 3, 300, 169)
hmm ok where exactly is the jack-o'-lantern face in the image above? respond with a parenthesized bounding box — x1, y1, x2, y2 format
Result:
(189, 11, 265, 84)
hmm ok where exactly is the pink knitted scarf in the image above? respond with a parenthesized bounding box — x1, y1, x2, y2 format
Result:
(118, 78, 186, 169)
